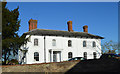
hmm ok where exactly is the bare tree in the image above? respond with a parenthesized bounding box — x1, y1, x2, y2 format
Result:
(102, 40, 119, 54)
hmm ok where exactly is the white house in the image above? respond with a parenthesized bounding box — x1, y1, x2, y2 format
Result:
(18, 19, 104, 64)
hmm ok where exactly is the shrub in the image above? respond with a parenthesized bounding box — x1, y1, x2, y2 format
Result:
(8, 59, 19, 65)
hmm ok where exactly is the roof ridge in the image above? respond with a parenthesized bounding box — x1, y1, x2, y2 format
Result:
(34, 29, 87, 33)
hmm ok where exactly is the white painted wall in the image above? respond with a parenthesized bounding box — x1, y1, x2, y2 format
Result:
(18, 35, 102, 64)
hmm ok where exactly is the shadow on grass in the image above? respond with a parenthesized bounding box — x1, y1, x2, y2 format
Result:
(65, 58, 120, 73)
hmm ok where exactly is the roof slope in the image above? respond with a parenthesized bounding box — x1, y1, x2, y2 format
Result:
(24, 29, 104, 39)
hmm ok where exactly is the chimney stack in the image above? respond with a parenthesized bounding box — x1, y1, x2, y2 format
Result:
(67, 21, 73, 32)
(83, 25, 88, 33)
(28, 19, 37, 31)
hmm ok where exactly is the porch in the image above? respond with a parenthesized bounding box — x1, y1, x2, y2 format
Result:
(49, 49, 63, 62)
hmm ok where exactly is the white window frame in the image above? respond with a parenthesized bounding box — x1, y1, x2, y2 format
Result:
(52, 39, 56, 46)
(34, 38, 38, 46)
(34, 52, 39, 61)
(68, 52, 73, 59)
(93, 41, 96, 47)
(83, 41, 86, 47)
(68, 40, 72, 47)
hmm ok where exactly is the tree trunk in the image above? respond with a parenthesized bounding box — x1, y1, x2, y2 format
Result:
(3, 51, 7, 65)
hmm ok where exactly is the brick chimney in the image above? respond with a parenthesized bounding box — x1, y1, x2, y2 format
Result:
(28, 19, 37, 31)
(67, 21, 73, 32)
(83, 25, 88, 33)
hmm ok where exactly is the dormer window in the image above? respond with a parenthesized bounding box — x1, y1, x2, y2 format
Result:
(52, 39, 56, 46)
(83, 41, 86, 47)
(34, 38, 38, 46)
(68, 40, 72, 47)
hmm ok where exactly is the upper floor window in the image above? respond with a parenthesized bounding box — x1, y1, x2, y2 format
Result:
(83, 41, 86, 47)
(68, 52, 73, 59)
(52, 39, 56, 46)
(34, 38, 38, 46)
(34, 52, 39, 61)
(68, 40, 72, 47)
(93, 41, 96, 47)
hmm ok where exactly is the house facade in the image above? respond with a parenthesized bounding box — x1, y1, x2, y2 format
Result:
(18, 19, 104, 64)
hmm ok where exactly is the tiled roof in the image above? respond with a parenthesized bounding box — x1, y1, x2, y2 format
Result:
(23, 29, 104, 39)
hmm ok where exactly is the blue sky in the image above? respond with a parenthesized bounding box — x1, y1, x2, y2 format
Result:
(6, 2, 118, 44)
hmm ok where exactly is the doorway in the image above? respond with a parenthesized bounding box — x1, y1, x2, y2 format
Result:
(53, 51, 61, 62)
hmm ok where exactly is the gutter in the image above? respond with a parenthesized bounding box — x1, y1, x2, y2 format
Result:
(44, 36, 46, 63)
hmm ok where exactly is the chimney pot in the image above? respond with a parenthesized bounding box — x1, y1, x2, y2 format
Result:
(28, 19, 37, 31)
(83, 25, 88, 33)
(67, 21, 73, 32)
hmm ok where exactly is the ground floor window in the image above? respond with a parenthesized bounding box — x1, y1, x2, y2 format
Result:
(93, 52, 97, 59)
(84, 52, 87, 59)
(68, 52, 73, 59)
(34, 52, 39, 61)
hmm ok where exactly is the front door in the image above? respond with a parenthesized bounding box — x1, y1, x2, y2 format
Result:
(53, 52, 57, 62)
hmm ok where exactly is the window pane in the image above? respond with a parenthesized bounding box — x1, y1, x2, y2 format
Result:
(52, 39, 56, 46)
(68, 52, 72, 58)
(93, 41, 96, 47)
(34, 39, 38, 46)
(93, 52, 96, 59)
(34, 52, 39, 56)
(34, 57, 39, 61)
(83, 41, 86, 47)
(68, 40, 72, 47)
(34, 52, 39, 61)
(84, 52, 87, 59)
